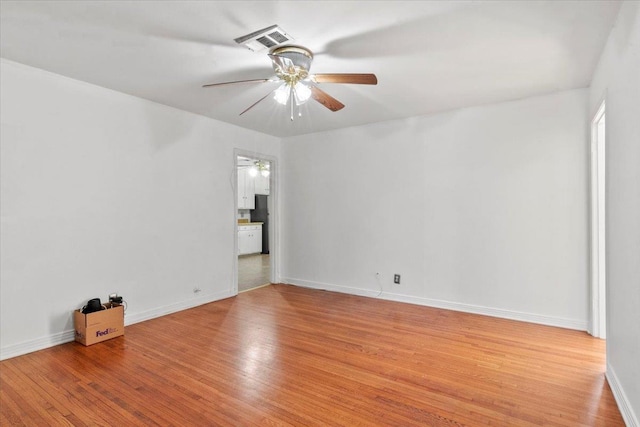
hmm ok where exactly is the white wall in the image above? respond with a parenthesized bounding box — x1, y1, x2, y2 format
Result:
(589, 2, 640, 425)
(281, 88, 589, 330)
(0, 60, 280, 359)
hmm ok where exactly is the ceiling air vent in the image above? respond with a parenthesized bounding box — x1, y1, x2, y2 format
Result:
(234, 25, 294, 52)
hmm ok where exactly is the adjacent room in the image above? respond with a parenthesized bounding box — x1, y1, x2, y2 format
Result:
(1, 1, 638, 425)
(237, 155, 272, 292)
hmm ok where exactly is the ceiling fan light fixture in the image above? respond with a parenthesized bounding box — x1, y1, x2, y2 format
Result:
(274, 82, 311, 107)
(294, 82, 311, 104)
(203, 42, 376, 118)
(274, 84, 290, 105)
(253, 160, 270, 177)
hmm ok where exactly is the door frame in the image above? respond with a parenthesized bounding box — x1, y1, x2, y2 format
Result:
(589, 100, 606, 339)
(232, 148, 279, 294)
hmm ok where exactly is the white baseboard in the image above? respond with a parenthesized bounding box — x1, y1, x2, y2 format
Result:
(0, 330, 77, 361)
(607, 363, 639, 427)
(2, 279, 589, 361)
(281, 277, 587, 331)
(123, 289, 235, 326)
(0, 289, 235, 361)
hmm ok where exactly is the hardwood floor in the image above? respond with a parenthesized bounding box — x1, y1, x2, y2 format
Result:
(0, 284, 624, 426)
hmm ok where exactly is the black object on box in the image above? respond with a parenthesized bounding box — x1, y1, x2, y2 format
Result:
(82, 298, 104, 314)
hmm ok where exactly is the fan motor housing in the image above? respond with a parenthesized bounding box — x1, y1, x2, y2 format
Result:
(270, 45, 314, 72)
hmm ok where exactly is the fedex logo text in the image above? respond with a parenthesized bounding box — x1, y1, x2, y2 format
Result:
(96, 327, 117, 337)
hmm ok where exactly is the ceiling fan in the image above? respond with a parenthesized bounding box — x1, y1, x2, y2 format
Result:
(202, 44, 378, 120)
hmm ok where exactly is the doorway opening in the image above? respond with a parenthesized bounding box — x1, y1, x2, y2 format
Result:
(590, 100, 606, 339)
(236, 153, 275, 293)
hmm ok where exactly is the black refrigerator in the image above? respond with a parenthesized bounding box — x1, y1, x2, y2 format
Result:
(250, 195, 269, 254)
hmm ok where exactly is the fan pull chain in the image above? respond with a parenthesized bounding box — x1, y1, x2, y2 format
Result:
(289, 86, 294, 121)
(292, 87, 303, 119)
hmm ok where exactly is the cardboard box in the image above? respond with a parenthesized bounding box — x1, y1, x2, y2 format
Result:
(74, 302, 124, 346)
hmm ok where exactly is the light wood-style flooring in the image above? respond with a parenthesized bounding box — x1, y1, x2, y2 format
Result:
(0, 284, 624, 426)
(238, 253, 271, 292)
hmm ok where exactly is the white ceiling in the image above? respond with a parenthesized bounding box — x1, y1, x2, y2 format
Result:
(0, 1, 621, 138)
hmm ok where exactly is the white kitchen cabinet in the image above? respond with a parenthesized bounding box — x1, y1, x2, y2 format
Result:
(238, 228, 252, 255)
(237, 168, 255, 209)
(238, 224, 262, 255)
(254, 173, 270, 195)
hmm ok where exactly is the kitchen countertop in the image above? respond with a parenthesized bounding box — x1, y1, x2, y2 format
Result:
(238, 222, 263, 226)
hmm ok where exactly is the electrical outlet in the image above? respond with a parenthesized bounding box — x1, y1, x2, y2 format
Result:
(393, 274, 401, 284)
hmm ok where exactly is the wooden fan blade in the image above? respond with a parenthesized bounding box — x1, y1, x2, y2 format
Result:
(239, 90, 275, 116)
(202, 78, 270, 88)
(310, 86, 345, 112)
(312, 73, 378, 85)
